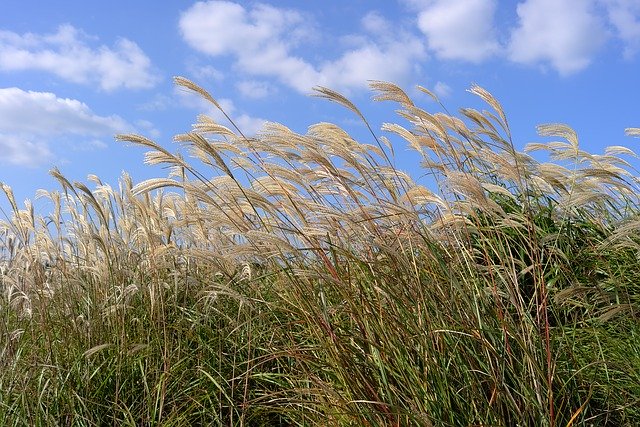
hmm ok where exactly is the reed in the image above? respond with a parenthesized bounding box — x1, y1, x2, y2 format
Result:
(0, 78, 638, 425)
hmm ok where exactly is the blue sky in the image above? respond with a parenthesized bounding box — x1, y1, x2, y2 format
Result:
(1, 0, 639, 215)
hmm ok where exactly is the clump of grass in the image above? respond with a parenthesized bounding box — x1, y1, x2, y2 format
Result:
(1, 78, 639, 426)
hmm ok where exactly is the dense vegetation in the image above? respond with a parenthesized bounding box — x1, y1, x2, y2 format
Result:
(1, 78, 639, 426)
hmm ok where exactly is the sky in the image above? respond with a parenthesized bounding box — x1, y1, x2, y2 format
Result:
(1, 0, 639, 216)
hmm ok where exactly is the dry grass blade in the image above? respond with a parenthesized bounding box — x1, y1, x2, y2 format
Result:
(83, 343, 113, 358)
(132, 178, 182, 196)
(174, 76, 221, 110)
(382, 123, 420, 152)
(625, 127, 640, 137)
(74, 182, 109, 228)
(175, 76, 248, 138)
(116, 134, 188, 170)
(469, 84, 509, 133)
(370, 80, 414, 107)
(482, 183, 516, 200)
(312, 86, 366, 122)
(49, 167, 78, 196)
(461, 107, 501, 136)
(401, 185, 446, 208)
(192, 115, 237, 137)
(537, 123, 580, 150)
(604, 145, 638, 158)
(176, 132, 234, 178)
(416, 85, 439, 102)
(0, 183, 18, 214)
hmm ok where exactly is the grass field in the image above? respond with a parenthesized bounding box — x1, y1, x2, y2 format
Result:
(1, 78, 639, 426)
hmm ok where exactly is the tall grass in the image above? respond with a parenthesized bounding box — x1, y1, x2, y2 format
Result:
(1, 78, 639, 426)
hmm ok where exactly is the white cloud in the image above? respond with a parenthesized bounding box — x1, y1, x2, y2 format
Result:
(0, 134, 52, 167)
(187, 63, 225, 82)
(318, 37, 425, 92)
(233, 42, 321, 92)
(234, 114, 268, 135)
(175, 87, 267, 135)
(415, 0, 500, 62)
(0, 87, 133, 166)
(433, 81, 452, 98)
(210, 98, 267, 135)
(400, 0, 432, 7)
(0, 25, 160, 91)
(135, 119, 161, 139)
(179, 1, 425, 93)
(508, 0, 608, 75)
(362, 11, 391, 35)
(179, 1, 310, 56)
(236, 80, 274, 99)
(602, 0, 640, 58)
(138, 93, 172, 112)
(0, 88, 131, 135)
(179, 1, 320, 92)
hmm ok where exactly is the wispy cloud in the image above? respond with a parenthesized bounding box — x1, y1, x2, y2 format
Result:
(0, 25, 160, 91)
(0, 134, 53, 167)
(236, 80, 275, 99)
(602, 0, 640, 59)
(361, 11, 392, 35)
(186, 63, 225, 82)
(508, 0, 608, 75)
(433, 81, 452, 98)
(179, 1, 425, 93)
(0, 87, 133, 166)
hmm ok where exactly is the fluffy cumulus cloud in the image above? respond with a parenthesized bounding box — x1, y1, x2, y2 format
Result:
(508, 0, 608, 75)
(0, 25, 160, 91)
(317, 34, 425, 93)
(415, 0, 500, 62)
(0, 87, 132, 166)
(180, 0, 640, 89)
(179, 1, 425, 93)
(179, 0, 317, 93)
(179, 1, 311, 56)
